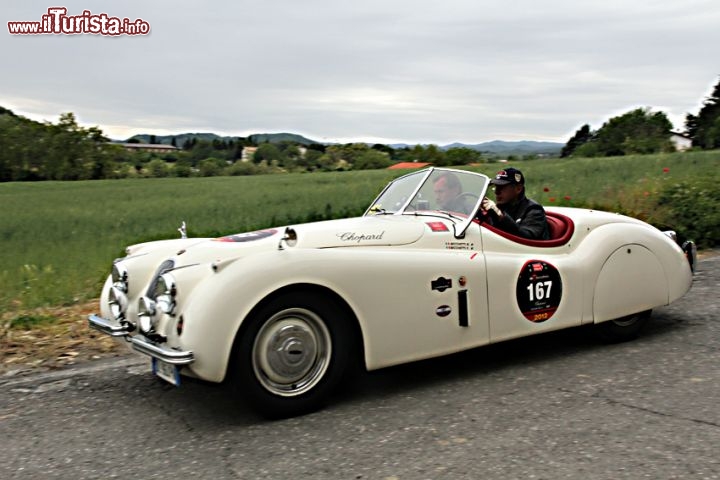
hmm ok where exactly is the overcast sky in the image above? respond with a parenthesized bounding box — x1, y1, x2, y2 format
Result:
(2, 0, 719, 144)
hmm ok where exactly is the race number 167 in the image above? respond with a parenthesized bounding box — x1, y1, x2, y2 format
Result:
(526, 281, 552, 302)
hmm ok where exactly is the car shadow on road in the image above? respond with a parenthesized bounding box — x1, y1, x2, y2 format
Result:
(122, 308, 691, 425)
(332, 311, 691, 409)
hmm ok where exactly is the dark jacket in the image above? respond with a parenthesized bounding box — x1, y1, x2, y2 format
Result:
(487, 193, 549, 240)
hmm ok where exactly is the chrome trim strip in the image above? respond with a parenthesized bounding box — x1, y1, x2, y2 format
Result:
(130, 334, 194, 365)
(88, 314, 132, 337)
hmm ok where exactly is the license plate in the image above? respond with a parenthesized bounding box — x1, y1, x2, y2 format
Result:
(152, 358, 180, 386)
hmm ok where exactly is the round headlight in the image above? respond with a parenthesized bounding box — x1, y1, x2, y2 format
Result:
(153, 273, 176, 297)
(155, 273, 176, 314)
(108, 285, 128, 320)
(111, 263, 129, 291)
(108, 262, 130, 321)
(138, 296, 157, 334)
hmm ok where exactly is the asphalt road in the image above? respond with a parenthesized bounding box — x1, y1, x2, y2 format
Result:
(1, 256, 718, 480)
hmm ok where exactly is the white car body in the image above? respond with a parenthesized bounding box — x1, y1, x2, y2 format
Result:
(89, 168, 695, 417)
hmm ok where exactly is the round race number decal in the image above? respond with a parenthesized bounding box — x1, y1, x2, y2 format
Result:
(516, 260, 562, 323)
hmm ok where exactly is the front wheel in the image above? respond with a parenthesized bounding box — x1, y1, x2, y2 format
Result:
(231, 292, 354, 418)
(595, 310, 651, 343)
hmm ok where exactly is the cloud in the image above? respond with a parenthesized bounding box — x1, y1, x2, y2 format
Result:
(2, 0, 719, 143)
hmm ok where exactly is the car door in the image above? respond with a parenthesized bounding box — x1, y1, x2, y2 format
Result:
(480, 228, 584, 343)
(346, 221, 491, 371)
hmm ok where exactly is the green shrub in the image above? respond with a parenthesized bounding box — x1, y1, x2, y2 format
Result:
(656, 178, 720, 249)
(225, 161, 257, 176)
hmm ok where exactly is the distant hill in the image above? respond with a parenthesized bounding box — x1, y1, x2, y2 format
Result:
(391, 140, 563, 156)
(125, 132, 320, 146)
(125, 133, 243, 145)
(248, 133, 320, 145)
(452, 140, 563, 155)
(0, 106, 19, 118)
(124, 131, 560, 153)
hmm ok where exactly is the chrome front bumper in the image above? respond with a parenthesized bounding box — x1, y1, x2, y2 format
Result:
(682, 240, 697, 273)
(88, 314, 195, 366)
(663, 231, 697, 274)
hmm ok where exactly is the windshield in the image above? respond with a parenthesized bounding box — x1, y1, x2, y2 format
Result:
(366, 168, 490, 218)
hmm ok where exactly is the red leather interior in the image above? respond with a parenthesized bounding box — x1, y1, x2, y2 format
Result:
(481, 211, 575, 247)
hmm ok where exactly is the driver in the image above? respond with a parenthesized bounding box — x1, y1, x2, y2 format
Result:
(433, 172, 472, 214)
(481, 168, 549, 240)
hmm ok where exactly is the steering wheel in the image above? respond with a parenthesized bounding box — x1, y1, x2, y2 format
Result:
(443, 192, 480, 216)
(455, 192, 479, 204)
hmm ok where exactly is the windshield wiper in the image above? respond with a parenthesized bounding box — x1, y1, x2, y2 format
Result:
(436, 210, 465, 221)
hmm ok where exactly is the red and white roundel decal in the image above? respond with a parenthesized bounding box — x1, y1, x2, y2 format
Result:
(215, 229, 278, 243)
(516, 260, 562, 322)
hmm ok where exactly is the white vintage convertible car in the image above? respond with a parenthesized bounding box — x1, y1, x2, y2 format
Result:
(89, 167, 695, 417)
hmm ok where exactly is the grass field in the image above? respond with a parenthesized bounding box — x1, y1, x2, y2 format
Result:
(1, 150, 718, 322)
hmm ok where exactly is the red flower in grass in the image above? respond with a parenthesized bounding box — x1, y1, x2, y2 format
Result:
(564, 195, 571, 201)
(663, 167, 670, 173)
(549, 197, 556, 202)
(543, 187, 550, 192)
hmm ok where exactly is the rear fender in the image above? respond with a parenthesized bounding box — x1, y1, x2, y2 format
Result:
(593, 244, 667, 323)
(571, 222, 687, 323)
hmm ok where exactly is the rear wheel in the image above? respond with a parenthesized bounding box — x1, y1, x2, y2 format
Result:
(231, 292, 354, 418)
(595, 310, 651, 343)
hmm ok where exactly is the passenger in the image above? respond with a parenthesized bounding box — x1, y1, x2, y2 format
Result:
(481, 168, 549, 240)
(433, 172, 472, 214)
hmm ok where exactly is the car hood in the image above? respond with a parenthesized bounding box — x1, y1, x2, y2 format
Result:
(129, 215, 426, 268)
(286, 215, 425, 248)
(214, 215, 424, 250)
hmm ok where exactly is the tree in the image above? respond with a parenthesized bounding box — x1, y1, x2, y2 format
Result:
(444, 147, 482, 166)
(252, 143, 284, 165)
(561, 124, 593, 157)
(173, 158, 193, 177)
(307, 143, 326, 153)
(371, 143, 395, 156)
(316, 145, 347, 171)
(391, 148, 415, 163)
(0, 109, 114, 181)
(297, 149, 323, 171)
(573, 108, 673, 157)
(353, 149, 392, 170)
(685, 77, 720, 149)
(411, 144, 445, 165)
(197, 157, 225, 176)
(45, 113, 111, 180)
(225, 161, 257, 176)
(147, 158, 169, 177)
(278, 143, 302, 169)
(189, 140, 215, 164)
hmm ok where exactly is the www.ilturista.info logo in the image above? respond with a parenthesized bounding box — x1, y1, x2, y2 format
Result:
(8, 7, 150, 36)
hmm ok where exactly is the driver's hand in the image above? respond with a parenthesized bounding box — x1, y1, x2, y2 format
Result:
(482, 197, 503, 218)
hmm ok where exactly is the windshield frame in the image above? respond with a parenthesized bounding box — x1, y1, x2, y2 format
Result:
(364, 167, 491, 238)
(363, 168, 433, 216)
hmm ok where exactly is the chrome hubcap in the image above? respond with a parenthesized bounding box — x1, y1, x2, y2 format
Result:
(252, 308, 331, 397)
